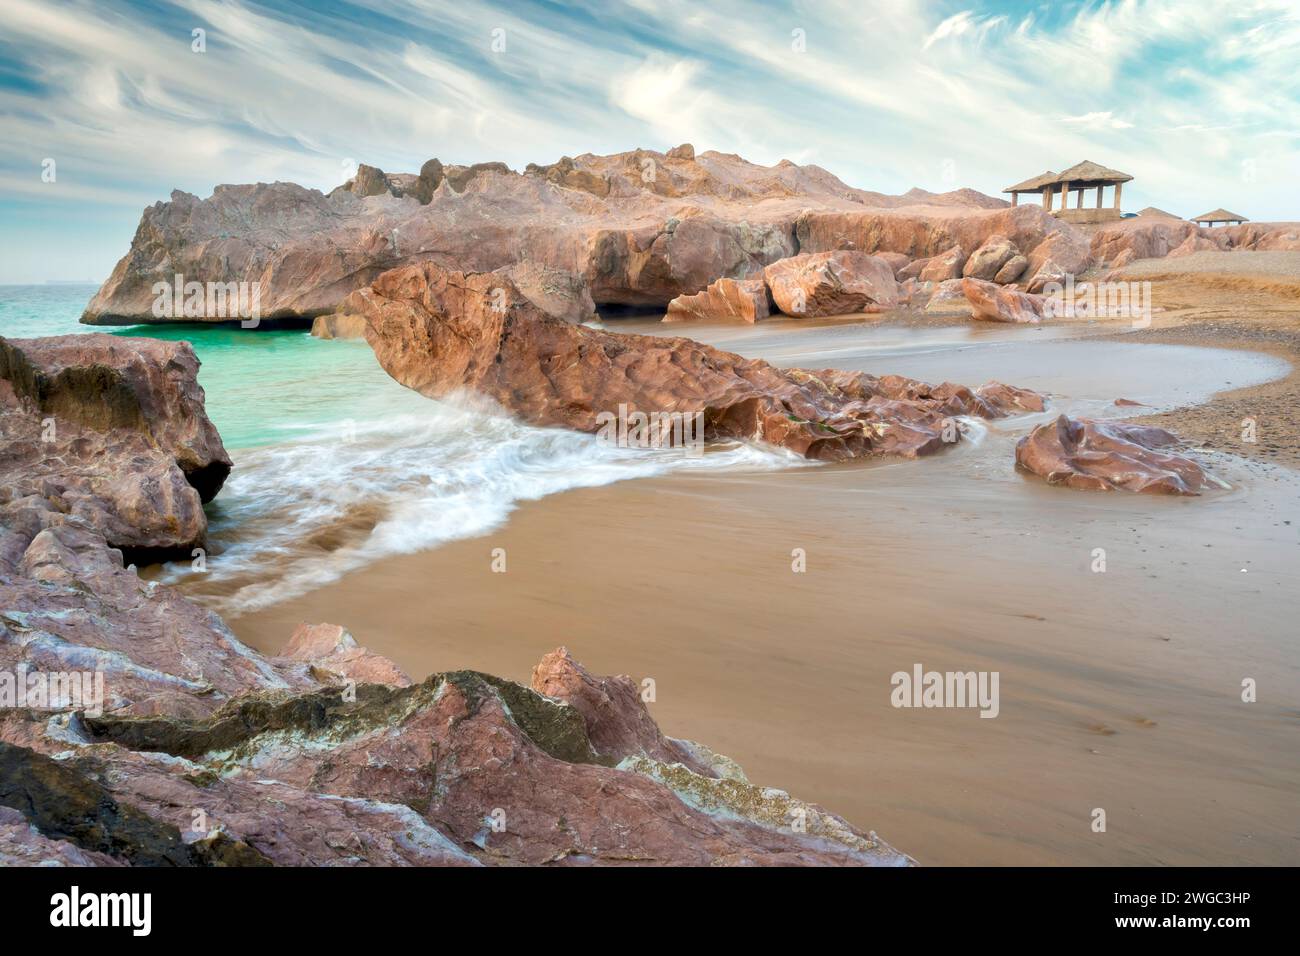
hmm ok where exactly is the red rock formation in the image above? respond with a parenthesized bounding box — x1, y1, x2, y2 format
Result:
(961, 277, 1047, 324)
(1168, 233, 1226, 257)
(764, 251, 898, 316)
(0, 335, 231, 559)
(81, 148, 1042, 323)
(348, 262, 1042, 462)
(664, 277, 771, 323)
(1015, 415, 1220, 495)
(993, 254, 1029, 284)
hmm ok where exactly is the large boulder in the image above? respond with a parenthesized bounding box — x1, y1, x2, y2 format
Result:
(350, 261, 1041, 462)
(764, 251, 899, 316)
(1025, 230, 1092, 284)
(993, 254, 1029, 284)
(919, 244, 966, 282)
(664, 276, 772, 323)
(1015, 416, 1220, 495)
(962, 235, 1018, 280)
(961, 277, 1047, 324)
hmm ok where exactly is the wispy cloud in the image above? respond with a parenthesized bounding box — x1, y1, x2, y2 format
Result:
(0, 0, 1297, 282)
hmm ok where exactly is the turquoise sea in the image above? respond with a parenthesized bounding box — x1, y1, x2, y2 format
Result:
(1, 284, 793, 612)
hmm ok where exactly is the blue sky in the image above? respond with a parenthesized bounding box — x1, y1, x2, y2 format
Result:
(1, 0, 1297, 283)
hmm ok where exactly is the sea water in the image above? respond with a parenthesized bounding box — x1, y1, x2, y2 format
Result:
(0, 284, 802, 612)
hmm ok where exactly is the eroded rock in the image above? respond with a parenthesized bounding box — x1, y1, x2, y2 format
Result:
(664, 276, 771, 323)
(764, 251, 898, 316)
(1015, 415, 1220, 494)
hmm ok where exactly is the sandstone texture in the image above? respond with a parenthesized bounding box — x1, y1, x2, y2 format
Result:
(347, 262, 1043, 462)
(664, 277, 771, 323)
(0, 334, 231, 562)
(1015, 415, 1220, 495)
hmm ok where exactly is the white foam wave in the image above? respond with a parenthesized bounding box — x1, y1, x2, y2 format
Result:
(163, 394, 809, 613)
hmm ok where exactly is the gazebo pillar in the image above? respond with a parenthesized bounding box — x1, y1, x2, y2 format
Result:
(1011, 192, 1019, 207)
(1059, 181, 1071, 211)
(1113, 182, 1123, 210)
(1096, 186, 1104, 208)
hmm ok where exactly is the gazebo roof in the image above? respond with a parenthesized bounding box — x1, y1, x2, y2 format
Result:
(1003, 170, 1057, 193)
(1052, 160, 1133, 187)
(1191, 208, 1248, 223)
(1137, 206, 1181, 219)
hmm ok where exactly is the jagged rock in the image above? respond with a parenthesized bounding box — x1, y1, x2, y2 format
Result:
(919, 244, 966, 282)
(664, 276, 771, 323)
(666, 143, 695, 161)
(350, 261, 1041, 461)
(1108, 248, 1137, 270)
(82, 148, 1042, 324)
(351, 163, 394, 198)
(530, 647, 713, 774)
(0, 335, 231, 559)
(764, 251, 898, 316)
(962, 235, 1018, 280)
(1015, 415, 1221, 495)
(279, 623, 412, 688)
(961, 277, 1046, 324)
(993, 254, 1029, 284)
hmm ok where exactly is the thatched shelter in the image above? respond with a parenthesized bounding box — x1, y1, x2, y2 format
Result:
(1137, 207, 1182, 219)
(1191, 208, 1248, 227)
(1003, 160, 1133, 223)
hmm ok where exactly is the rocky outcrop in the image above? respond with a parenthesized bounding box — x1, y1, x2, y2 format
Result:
(923, 278, 971, 314)
(1015, 416, 1221, 495)
(0, 335, 231, 561)
(83, 148, 1043, 324)
(349, 262, 1042, 462)
(0, 332, 918, 866)
(763, 251, 898, 316)
(1168, 233, 1226, 258)
(664, 277, 771, 323)
(961, 277, 1047, 324)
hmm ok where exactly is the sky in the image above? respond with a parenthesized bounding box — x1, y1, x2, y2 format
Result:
(0, 0, 1297, 283)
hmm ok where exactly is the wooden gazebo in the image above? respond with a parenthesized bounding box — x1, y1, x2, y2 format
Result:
(1003, 160, 1133, 223)
(1192, 208, 1248, 227)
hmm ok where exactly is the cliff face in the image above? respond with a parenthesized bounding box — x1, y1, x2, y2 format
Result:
(0, 334, 912, 866)
(82, 146, 1046, 323)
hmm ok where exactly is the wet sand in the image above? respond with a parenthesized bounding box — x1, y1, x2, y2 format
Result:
(227, 298, 1300, 865)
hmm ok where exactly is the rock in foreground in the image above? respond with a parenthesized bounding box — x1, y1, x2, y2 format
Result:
(0, 334, 231, 561)
(348, 262, 1043, 461)
(0, 332, 913, 865)
(1015, 415, 1221, 494)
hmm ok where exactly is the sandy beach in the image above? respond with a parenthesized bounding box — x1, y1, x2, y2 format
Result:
(228, 255, 1300, 866)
